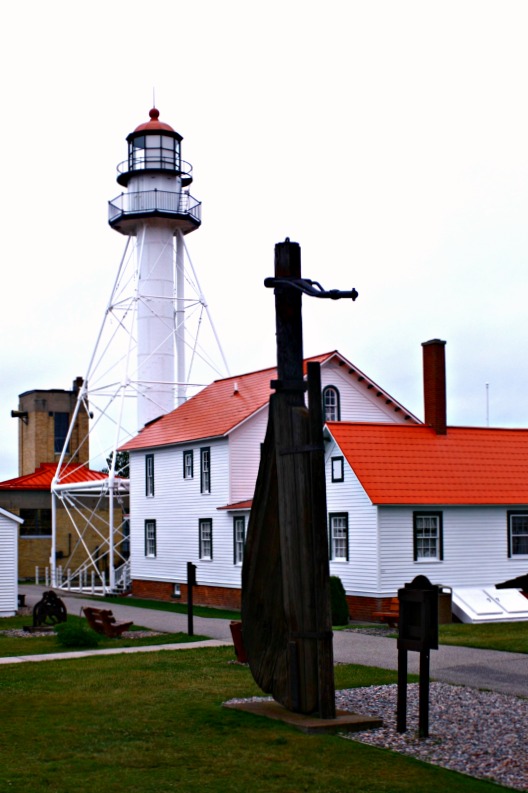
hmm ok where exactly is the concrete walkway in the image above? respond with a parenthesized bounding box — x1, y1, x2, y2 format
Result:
(11, 585, 528, 698)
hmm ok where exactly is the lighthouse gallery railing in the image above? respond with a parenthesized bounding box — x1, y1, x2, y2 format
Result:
(108, 189, 202, 225)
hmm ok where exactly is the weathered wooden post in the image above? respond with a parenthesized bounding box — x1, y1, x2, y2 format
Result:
(242, 238, 357, 718)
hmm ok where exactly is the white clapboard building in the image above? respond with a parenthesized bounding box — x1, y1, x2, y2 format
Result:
(0, 507, 23, 617)
(122, 340, 528, 621)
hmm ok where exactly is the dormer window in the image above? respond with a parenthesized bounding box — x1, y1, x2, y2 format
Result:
(323, 386, 340, 421)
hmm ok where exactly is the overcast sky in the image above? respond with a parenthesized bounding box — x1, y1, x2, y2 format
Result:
(1, 0, 528, 480)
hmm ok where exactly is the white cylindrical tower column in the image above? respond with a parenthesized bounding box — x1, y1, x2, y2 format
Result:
(108, 108, 201, 428)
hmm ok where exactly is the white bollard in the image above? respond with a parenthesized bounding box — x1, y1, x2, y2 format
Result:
(35, 566, 39, 586)
(67, 569, 71, 592)
(45, 567, 50, 587)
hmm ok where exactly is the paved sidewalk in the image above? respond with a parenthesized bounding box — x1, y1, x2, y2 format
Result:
(13, 585, 528, 698)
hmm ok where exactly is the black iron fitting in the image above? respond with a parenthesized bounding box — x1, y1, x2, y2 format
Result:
(264, 277, 358, 302)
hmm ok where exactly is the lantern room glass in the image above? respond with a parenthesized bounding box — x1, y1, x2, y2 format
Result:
(129, 135, 181, 173)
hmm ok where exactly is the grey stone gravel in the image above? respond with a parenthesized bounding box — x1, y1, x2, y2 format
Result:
(337, 682, 527, 791)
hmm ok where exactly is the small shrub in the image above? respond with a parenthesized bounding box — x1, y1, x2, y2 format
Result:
(55, 622, 101, 649)
(330, 576, 349, 626)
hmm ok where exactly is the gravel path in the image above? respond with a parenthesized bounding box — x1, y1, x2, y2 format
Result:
(337, 682, 527, 791)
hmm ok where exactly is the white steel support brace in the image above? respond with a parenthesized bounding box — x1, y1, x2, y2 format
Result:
(51, 233, 229, 596)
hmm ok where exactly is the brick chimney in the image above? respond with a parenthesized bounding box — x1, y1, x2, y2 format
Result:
(422, 339, 447, 435)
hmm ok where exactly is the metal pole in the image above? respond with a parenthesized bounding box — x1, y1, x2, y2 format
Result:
(187, 562, 195, 636)
(397, 648, 408, 733)
(419, 650, 430, 739)
(50, 494, 57, 587)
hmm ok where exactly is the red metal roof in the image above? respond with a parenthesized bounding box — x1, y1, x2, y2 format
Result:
(121, 352, 337, 452)
(327, 422, 528, 505)
(133, 107, 176, 134)
(0, 463, 110, 492)
(218, 500, 253, 511)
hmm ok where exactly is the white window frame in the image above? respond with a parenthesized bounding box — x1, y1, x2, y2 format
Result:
(145, 454, 155, 497)
(199, 518, 213, 560)
(145, 520, 156, 558)
(508, 512, 528, 557)
(233, 516, 246, 565)
(183, 449, 193, 479)
(323, 386, 340, 422)
(414, 512, 443, 562)
(329, 513, 348, 561)
(200, 447, 211, 494)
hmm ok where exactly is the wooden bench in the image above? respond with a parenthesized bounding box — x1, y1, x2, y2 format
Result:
(82, 606, 133, 638)
(372, 597, 399, 627)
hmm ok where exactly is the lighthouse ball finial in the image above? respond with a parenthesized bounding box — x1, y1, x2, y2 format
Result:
(149, 107, 160, 121)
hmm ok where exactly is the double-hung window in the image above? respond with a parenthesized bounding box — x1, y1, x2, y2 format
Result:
(145, 454, 155, 497)
(200, 447, 211, 494)
(413, 512, 443, 561)
(329, 513, 349, 561)
(145, 520, 157, 557)
(199, 518, 213, 560)
(323, 386, 340, 421)
(233, 516, 246, 565)
(507, 512, 528, 556)
(183, 450, 193, 479)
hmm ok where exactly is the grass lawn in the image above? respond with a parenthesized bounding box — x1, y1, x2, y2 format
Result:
(0, 614, 206, 657)
(0, 646, 508, 793)
(91, 593, 241, 622)
(438, 620, 528, 654)
(342, 620, 528, 654)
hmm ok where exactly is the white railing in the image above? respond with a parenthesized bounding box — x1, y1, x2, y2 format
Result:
(108, 189, 201, 225)
(114, 560, 131, 592)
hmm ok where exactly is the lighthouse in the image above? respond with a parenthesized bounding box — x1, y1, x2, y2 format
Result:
(108, 108, 202, 427)
(51, 107, 226, 596)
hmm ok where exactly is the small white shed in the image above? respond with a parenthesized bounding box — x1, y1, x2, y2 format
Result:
(0, 507, 23, 617)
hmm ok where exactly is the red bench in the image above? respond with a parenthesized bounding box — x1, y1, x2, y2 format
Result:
(83, 606, 133, 638)
(372, 597, 399, 627)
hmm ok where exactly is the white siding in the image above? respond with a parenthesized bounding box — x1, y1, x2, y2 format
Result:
(378, 505, 528, 594)
(229, 408, 268, 503)
(0, 510, 19, 617)
(128, 356, 416, 594)
(129, 441, 245, 589)
(325, 440, 380, 595)
(320, 361, 411, 424)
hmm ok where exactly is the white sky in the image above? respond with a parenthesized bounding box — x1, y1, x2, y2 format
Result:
(1, 0, 528, 480)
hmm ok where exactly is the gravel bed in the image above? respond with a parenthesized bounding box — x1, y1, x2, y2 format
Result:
(337, 682, 527, 791)
(0, 629, 162, 639)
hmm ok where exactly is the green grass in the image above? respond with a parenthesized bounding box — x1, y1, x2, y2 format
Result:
(438, 620, 528, 654)
(0, 647, 507, 793)
(344, 620, 528, 654)
(0, 614, 206, 657)
(95, 593, 241, 621)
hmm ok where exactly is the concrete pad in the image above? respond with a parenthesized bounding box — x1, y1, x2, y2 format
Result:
(223, 699, 382, 734)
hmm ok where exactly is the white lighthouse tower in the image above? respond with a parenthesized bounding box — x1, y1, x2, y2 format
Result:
(51, 108, 227, 594)
(108, 107, 202, 427)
